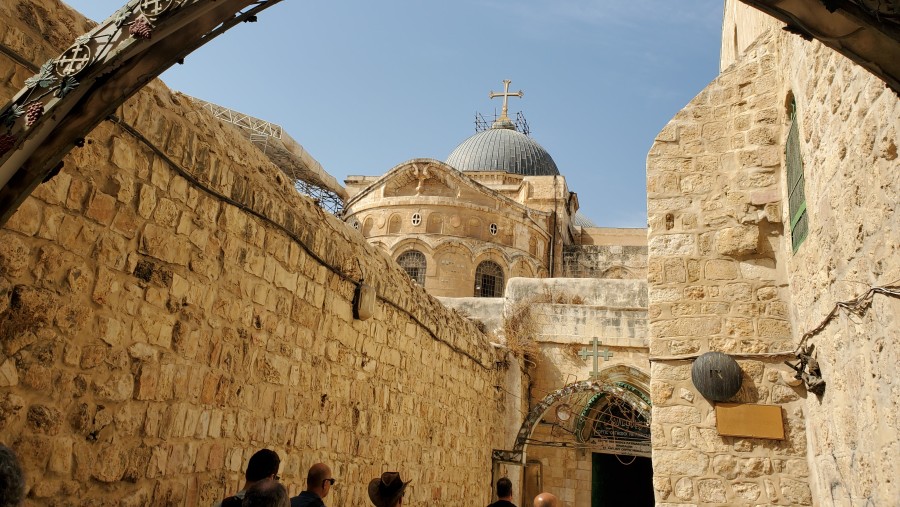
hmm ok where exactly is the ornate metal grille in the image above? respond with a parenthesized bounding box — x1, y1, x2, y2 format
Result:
(397, 250, 426, 285)
(786, 100, 808, 252)
(475, 260, 504, 297)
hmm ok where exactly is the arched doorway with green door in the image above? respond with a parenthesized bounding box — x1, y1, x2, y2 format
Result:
(492, 365, 654, 506)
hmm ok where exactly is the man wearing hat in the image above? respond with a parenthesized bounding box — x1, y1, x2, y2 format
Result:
(368, 472, 411, 507)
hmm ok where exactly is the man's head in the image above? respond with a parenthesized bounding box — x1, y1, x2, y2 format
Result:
(306, 462, 334, 498)
(0, 444, 24, 507)
(242, 479, 289, 507)
(533, 492, 560, 507)
(496, 477, 513, 500)
(246, 449, 281, 483)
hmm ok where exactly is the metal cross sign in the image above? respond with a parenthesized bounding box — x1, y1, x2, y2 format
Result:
(489, 79, 523, 121)
(579, 337, 613, 379)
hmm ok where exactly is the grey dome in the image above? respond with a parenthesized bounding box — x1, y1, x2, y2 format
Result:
(572, 211, 598, 228)
(446, 127, 559, 176)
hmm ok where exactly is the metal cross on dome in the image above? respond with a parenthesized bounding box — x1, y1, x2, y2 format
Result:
(579, 337, 613, 379)
(489, 79, 523, 123)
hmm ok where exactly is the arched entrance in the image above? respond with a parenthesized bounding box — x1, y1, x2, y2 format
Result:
(493, 366, 654, 507)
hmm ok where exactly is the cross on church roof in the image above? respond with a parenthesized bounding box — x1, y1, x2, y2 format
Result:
(489, 79, 523, 128)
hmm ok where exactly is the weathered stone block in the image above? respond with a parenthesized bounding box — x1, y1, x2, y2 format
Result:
(6, 197, 42, 236)
(715, 226, 759, 256)
(739, 258, 776, 280)
(649, 234, 696, 256)
(758, 318, 791, 339)
(86, 190, 117, 225)
(673, 477, 694, 501)
(652, 449, 710, 475)
(705, 259, 738, 280)
(655, 406, 702, 424)
(697, 478, 727, 502)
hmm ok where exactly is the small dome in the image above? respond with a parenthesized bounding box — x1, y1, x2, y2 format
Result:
(446, 127, 559, 176)
(572, 211, 598, 228)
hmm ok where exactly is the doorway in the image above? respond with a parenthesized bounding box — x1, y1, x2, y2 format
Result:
(591, 453, 654, 506)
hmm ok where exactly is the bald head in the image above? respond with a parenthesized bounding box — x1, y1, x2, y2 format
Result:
(533, 492, 560, 507)
(306, 463, 334, 498)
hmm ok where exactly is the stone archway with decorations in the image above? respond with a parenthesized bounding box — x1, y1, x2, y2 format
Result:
(0, 0, 285, 225)
(493, 365, 652, 465)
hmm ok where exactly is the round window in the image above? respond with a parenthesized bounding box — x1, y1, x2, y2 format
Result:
(411, 213, 422, 226)
(352, 220, 360, 230)
(489, 223, 498, 235)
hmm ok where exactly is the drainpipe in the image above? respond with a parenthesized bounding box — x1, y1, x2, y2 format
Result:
(549, 176, 558, 277)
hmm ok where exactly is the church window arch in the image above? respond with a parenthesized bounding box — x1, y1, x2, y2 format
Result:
(474, 260, 505, 297)
(363, 217, 374, 237)
(397, 250, 427, 285)
(426, 213, 443, 234)
(388, 214, 402, 234)
(529, 236, 538, 256)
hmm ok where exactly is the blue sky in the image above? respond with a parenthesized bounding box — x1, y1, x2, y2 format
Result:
(63, 0, 724, 227)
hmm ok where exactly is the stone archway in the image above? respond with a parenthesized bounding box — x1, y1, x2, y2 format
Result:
(492, 369, 654, 506)
(0, 0, 285, 225)
(493, 374, 651, 464)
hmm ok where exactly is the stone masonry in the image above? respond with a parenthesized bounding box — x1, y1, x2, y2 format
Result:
(0, 1, 514, 505)
(646, 29, 811, 507)
(648, 3, 900, 504)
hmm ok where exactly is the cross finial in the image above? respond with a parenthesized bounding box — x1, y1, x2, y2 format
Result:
(489, 79, 523, 128)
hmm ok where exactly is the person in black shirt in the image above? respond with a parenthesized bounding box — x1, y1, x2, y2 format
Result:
(487, 477, 517, 507)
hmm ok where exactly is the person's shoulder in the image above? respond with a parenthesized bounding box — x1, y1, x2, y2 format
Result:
(220, 496, 243, 507)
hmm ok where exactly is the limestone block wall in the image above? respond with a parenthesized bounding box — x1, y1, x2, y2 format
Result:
(648, 8, 900, 505)
(561, 244, 648, 279)
(646, 31, 812, 506)
(0, 2, 513, 505)
(774, 30, 900, 507)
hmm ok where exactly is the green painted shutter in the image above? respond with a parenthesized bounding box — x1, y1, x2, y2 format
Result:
(786, 102, 808, 252)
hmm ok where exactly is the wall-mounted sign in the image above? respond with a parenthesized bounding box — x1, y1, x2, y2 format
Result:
(715, 403, 785, 440)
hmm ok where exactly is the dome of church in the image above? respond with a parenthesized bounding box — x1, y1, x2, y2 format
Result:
(446, 126, 560, 176)
(572, 211, 598, 228)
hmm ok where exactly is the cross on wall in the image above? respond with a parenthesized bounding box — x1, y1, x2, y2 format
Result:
(579, 337, 613, 379)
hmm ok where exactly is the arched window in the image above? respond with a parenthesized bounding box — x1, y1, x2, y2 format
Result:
(362, 217, 374, 237)
(397, 250, 427, 285)
(474, 260, 504, 297)
(388, 214, 401, 234)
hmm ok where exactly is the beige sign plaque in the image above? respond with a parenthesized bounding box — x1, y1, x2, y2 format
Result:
(715, 403, 785, 440)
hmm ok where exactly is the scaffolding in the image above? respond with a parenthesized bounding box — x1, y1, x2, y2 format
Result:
(188, 96, 346, 216)
(475, 110, 531, 136)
